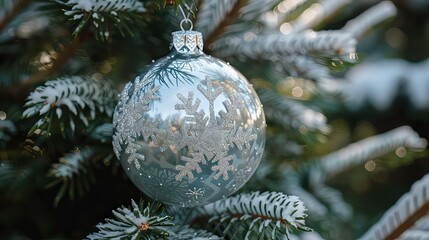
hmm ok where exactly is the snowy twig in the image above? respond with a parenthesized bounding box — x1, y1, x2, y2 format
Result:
(47, 147, 95, 205)
(398, 214, 429, 239)
(64, 0, 145, 13)
(193, 191, 311, 239)
(342, 1, 397, 39)
(278, 55, 331, 81)
(49, 148, 94, 179)
(165, 225, 220, 239)
(89, 123, 113, 143)
(87, 199, 174, 240)
(359, 173, 429, 240)
(259, 89, 330, 133)
(283, 170, 329, 219)
(195, 0, 238, 39)
(213, 30, 356, 60)
(23, 76, 116, 136)
(308, 168, 353, 220)
(343, 58, 429, 110)
(319, 126, 427, 179)
(61, 0, 146, 40)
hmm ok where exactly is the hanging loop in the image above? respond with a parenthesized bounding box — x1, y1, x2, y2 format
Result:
(178, 4, 193, 31)
(180, 18, 193, 31)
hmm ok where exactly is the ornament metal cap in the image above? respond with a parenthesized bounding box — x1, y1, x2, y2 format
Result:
(171, 31, 204, 54)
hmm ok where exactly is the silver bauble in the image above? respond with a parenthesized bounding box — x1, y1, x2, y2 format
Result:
(113, 30, 265, 207)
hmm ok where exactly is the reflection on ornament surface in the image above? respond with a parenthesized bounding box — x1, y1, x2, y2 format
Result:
(113, 31, 265, 207)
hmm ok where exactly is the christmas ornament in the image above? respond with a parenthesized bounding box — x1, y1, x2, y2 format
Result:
(113, 17, 265, 207)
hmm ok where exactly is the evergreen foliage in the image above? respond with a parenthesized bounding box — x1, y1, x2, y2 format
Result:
(0, 0, 428, 239)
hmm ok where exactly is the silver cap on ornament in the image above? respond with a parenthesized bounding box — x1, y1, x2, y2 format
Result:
(172, 30, 204, 53)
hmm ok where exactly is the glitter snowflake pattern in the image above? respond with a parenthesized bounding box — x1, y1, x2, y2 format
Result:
(113, 76, 160, 169)
(186, 187, 205, 199)
(113, 75, 257, 182)
(174, 77, 257, 181)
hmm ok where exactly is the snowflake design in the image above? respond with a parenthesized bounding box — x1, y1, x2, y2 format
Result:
(186, 187, 205, 199)
(113, 75, 257, 182)
(113, 76, 160, 169)
(174, 77, 256, 181)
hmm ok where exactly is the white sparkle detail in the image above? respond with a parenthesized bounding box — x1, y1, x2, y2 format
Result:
(186, 187, 205, 199)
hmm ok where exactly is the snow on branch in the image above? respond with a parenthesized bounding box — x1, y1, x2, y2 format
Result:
(319, 126, 427, 179)
(283, 170, 329, 219)
(283, 167, 352, 222)
(61, 0, 146, 40)
(292, 0, 351, 32)
(278, 55, 331, 81)
(358, 173, 429, 240)
(195, 0, 238, 37)
(259, 89, 330, 133)
(308, 169, 353, 220)
(87, 199, 174, 240)
(64, 0, 145, 13)
(343, 58, 429, 111)
(194, 191, 311, 239)
(47, 147, 95, 205)
(398, 214, 429, 239)
(213, 30, 357, 61)
(90, 123, 113, 143)
(342, 1, 397, 39)
(166, 225, 220, 239)
(23, 76, 116, 136)
(49, 148, 94, 179)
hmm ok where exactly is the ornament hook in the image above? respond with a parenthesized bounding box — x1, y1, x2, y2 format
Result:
(178, 4, 194, 31)
(180, 18, 193, 31)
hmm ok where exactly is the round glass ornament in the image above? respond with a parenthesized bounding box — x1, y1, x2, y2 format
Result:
(113, 30, 266, 207)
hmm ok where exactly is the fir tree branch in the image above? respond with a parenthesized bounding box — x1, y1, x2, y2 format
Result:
(358, 173, 429, 240)
(192, 191, 311, 239)
(259, 89, 330, 133)
(277, 55, 331, 82)
(196, 0, 248, 48)
(283, 167, 353, 222)
(61, 0, 147, 40)
(308, 168, 353, 220)
(89, 123, 113, 143)
(398, 214, 429, 239)
(47, 147, 95, 205)
(342, 1, 397, 39)
(22, 76, 116, 136)
(318, 126, 427, 179)
(282, 170, 329, 219)
(0, 0, 30, 32)
(165, 225, 220, 239)
(212, 30, 357, 61)
(87, 199, 175, 240)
